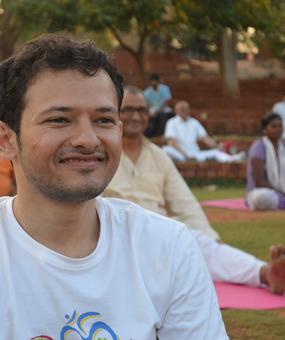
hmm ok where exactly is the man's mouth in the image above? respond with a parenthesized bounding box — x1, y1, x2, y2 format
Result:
(59, 153, 106, 168)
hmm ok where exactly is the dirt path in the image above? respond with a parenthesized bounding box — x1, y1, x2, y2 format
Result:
(204, 206, 285, 223)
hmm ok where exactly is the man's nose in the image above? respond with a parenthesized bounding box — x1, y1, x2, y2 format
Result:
(70, 119, 100, 150)
(130, 110, 141, 120)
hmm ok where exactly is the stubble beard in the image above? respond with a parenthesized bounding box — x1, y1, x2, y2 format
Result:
(16, 137, 110, 203)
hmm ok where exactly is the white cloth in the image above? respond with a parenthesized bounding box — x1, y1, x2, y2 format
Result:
(164, 116, 207, 156)
(262, 136, 285, 192)
(247, 188, 279, 210)
(192, 230, 265, 287)
(163, 116, 243, 163)
(0, 196, 228, 339)
(163, 145, 241, 163)
(272, 101, 285, 138)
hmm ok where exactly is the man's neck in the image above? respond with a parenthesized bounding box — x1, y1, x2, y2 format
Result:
(13, 192, 99, 258)
(122, 135, 143, 163)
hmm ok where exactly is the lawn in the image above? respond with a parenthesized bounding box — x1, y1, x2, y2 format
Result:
(192, 185, 285, 340)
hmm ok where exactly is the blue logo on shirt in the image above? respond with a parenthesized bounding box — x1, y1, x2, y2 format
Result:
(31, 310, 119, 340)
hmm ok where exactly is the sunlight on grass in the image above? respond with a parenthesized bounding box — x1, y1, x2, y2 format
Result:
(191, 186, 285, 340)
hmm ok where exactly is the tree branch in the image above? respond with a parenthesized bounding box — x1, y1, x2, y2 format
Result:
(110, 27, 138, 55)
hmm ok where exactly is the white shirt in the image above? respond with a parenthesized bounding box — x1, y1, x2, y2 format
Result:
(272, 101, 285, 138)
(0, 196, 228, 339)
(164, 116, 207, 156)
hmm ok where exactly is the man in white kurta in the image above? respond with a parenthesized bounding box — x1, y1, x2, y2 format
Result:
(163, 100, 245, 163)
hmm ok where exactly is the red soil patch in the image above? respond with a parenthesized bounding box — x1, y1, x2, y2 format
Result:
(204, 206, 285, 223)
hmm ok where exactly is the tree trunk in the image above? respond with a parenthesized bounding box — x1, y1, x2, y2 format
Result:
(0, 8, 20, 61)
(217, 28, 240, 99)
(133, 51, 146, 85)
(0, 35, 16, 61)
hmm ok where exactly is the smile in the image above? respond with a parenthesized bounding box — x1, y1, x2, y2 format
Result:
(59, 155, 106, 169)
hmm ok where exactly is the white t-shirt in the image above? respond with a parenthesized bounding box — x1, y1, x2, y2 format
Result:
(0, 196, 228, 339)
(272, 101, 285, 138)
(164, 116, 207, 156)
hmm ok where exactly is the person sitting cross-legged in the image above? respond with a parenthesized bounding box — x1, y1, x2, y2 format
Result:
(163, 100, 245, 163)
(246, 112, 285, 210)
(103, 85, 285, 295)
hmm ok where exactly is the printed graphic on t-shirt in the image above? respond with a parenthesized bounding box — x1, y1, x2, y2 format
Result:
(31, 310, 120, 340)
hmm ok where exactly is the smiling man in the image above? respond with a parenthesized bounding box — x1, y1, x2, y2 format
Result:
(104, 85, 285, 296)
(0, 34, 228, 339)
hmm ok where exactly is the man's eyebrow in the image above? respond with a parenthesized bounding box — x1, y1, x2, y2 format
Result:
(40, 106, 73, 115)
(95, 106, 118, 114)
(39, 106, 118, 116)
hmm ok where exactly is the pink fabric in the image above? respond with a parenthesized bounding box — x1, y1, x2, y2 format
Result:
(214, 282, 285, 310)
(202, 198, 250, 211)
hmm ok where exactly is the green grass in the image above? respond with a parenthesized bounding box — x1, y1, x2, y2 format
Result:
(191, 186, 285, 340)
(192, 186, 245, 201)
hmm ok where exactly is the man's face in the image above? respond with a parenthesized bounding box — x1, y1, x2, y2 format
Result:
(175, 101, 191, 120)
(13, 68, 122, 203)
(150, 80, 159, 89)
(120, 91, 149, 138)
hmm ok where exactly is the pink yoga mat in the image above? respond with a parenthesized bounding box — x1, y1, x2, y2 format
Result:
(202, 198, 250, 211)
(214, 282, 285, 310)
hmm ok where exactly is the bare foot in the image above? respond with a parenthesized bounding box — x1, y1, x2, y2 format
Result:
(266, 245, 285, 295)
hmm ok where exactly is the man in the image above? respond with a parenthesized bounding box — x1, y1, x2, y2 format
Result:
(163, 100, 245, 162)
(0, 34, 228, 338)
(144, 73, 173, 137)
(104, 85, 285, 295)
(272, 96, 285, 139)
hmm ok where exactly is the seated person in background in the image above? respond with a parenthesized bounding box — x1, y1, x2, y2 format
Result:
(103, 85, 285, 295)
(247, 112, 285, 210)
(163, 100, 245, 163)
(144, 73, 173, 137)
(272, 96, 285, 139)
(0, 158, 14, 196)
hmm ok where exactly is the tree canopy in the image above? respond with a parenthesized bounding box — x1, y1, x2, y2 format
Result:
(1, 0, 285, 93)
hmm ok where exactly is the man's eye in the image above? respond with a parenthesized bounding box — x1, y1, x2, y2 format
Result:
(47, 117, 69, 123)
(96, 117, 116, 125)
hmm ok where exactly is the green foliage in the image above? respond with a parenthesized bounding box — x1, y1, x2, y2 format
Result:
(172, 0, 285, 58)
(89, 0, 169, 33)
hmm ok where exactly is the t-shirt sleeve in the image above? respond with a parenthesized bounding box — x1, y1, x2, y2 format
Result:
(157, 228, 228, 339)
(162, 85, 172, 101)
(195, 120, 207, 139)
(164, 119, 176, 139)
(248, 140, 265, 160)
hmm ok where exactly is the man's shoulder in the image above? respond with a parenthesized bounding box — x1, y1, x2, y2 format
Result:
(188, 117, 203, 126)
(166, 115, 179, 125)
(97, 196, 187, 239)
(158, 83, 171, 92)
(144, 138, 170, 157)
(144, 86, 153, 95)
(0, 196, 12, 209)
(273, 101, 285, 109)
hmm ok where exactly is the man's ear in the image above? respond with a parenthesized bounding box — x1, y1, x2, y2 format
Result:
(0, 121, 17, 160)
